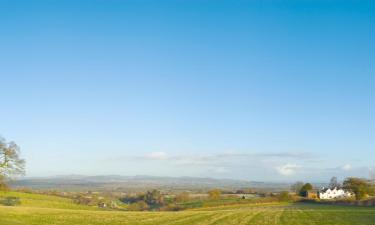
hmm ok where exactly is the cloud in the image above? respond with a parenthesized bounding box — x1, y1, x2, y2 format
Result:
(341, 164, 352, 171)
(134, 152, 313, 171)
(275, 163, 300, 176)
(144, 151, 169, 160)
(126, 151, 315, 174)
(139, 152, 313, 162)
(104, 151, 325, 180)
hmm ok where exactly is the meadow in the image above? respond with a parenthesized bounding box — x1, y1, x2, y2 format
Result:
(1, 192, 375, 225)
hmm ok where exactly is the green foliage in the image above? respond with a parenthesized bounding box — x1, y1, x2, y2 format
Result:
(127, 201, 149, 211)
(343, 177, 371, 200)
(144, 189, 164, 208)
(0, 196, 21, 206)
(120, 190, 166, 210)
(299, 183, 313, 197)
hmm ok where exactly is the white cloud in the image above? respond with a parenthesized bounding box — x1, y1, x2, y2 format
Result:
(276, 163, 300, 176)
(341, 164, 352, 171)
(111, 151, 317, 179)
(145, 151, 168, 160)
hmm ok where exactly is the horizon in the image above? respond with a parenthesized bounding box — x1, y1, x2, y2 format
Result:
(16, 174, 336, 185)
(1, 0, 375, 183)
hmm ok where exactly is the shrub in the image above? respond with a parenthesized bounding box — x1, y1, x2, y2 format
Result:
(128, 201, 149, 211)
(208, 189, 221, 200)
(0, 197, 21, 206)
(277, 191, 291, 202)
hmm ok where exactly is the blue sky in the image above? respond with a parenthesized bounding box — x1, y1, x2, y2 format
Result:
(1, 0, 375, 182)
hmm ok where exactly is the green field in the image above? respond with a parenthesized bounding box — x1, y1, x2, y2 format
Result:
(1, 192, 375, 225)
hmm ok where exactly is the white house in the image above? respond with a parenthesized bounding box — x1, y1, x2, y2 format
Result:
(318, 187, 353, 200)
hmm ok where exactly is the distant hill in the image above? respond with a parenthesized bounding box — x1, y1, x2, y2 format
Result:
(11, 175, 290, 192)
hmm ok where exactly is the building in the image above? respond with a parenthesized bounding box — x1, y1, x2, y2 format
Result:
(306, 190, 318, 199)
(318, 187, 353, 200)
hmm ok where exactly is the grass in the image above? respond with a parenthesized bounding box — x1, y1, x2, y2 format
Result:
(1, 191, 375, 225)
(0, 191, 94, 210)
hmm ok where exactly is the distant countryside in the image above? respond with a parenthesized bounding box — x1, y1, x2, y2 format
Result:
(1, 136, 375, 224)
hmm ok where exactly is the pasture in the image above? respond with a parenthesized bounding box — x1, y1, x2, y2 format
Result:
(1, 192, 375, 225)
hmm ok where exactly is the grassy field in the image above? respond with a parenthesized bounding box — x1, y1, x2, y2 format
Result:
(1, 192, 375, 225)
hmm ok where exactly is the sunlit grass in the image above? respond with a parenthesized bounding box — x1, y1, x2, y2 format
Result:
(1, 192, 375, 225)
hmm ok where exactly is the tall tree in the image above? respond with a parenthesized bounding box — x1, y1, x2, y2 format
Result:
(299, 183, 313, 197)
(329, 176, 341, 189)
(0, 137, 25, 189)
(291, 181, 304, 193)
(143, 190, 164, 207)
(343, 177, 370, 200)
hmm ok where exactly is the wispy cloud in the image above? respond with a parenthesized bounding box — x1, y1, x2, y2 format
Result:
(137, 151, 314, 162)
(129, 151, 313, 177)
(144, 151, 168, 160)
(104, 151, 371, 181)
(275, 163, 301, 176)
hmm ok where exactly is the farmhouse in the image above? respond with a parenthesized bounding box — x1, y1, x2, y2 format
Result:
(306, 190, 318, 199)
(318, 187, 352, 200)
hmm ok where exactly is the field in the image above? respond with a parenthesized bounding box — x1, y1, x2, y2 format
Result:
(1, 192, 375, 225)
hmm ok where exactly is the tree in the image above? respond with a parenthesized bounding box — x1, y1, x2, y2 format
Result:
(299, 183, 313, 197)
(329, 176, 341, 189)
(343, 177, 370, 200)
(0, 137, 25, 190)
(208, 189, 221, 200)
(144, 190, 164, 207)
(291, 181, 304, 194)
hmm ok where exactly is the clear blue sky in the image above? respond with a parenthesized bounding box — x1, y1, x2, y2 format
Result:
(1, 0, 374, 182)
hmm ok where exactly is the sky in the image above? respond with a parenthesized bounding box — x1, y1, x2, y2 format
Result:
(1, 0, 375, 182)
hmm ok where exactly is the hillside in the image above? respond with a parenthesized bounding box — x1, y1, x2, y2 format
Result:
(0, 191, 94, 210)
(1, 191, 375, 225)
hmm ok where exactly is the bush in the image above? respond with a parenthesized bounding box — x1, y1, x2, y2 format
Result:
(277, 191, 291, 202)
(0, 197, 21, 206)
(208, 189, 221, 200)
(128, 201, 149, 211)
(161, 203, 183, 211)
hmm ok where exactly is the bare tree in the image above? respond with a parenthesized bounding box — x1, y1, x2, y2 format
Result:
(290, 181, 304, 193)
(0, 137, 25, 187)
(329, 176, 340, 189)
